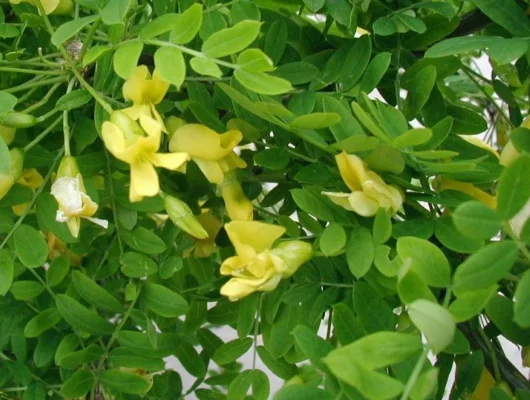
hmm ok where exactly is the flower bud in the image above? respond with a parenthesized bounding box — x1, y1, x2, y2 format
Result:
(8, 148, 24, 180)
(56, 156, 80, 179)
(221, 178, 253, 221)
(0, 112, 37, 129)
(110, 110, 144, 138)
(164, 195, 209, 239)
(0, 174, 14, 200)
(0, 124, 16, 145)
(165, 116, 187, 140)
(271, 240, 313, 278)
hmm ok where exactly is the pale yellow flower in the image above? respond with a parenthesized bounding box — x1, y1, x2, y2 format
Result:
(9, 0, 72, 15)
(47, 232, 81, 266)
(433, 177, 497, 209)
(0, 148, 24, 200)
(51, 157, 108, 238)
(220, 221, 313, 301)
(0, 125, 16, 145)
(122, 65, 170, 128)
(168, 124, 246, 185)
(220, 172, 253, 221)
(184, 212, 223, 258)
(322, 152, 403, 217)
(102, 111, 189, 202)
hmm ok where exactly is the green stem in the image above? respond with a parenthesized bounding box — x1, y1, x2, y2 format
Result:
(104, 149, 124, 255)
(144, 39, 240, 70)
(35, 107, 60, 123)
(0, 148, 64, 250)
(23, 116, 62, 152)
(477, 323, 501, 381)
(320, 282, 354, 288)
(5, 76, 67, 94)
(505, 225, 530, 264)
(27, 268, 55, 298)
(0, 66, 65, 75)
(400, 347, 429, 400)
(252, 294, 263, 370)
(395, 35, 402, 110)
(63, 78, 76, 156)
(71, 68, 113, 114)
(21, 82, 62, 113)
(80, 19, 101, 61)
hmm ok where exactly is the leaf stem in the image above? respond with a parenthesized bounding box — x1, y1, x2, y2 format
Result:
(0, 66, 65, 75)
(477, 322, 501, 381)
(400, 347, 429, 400)
(21, 82, 62, 113)
(63, 78, 76, 156)
(5, 76, 68, 94)
(23, 116, 62, 152)
(104, 149, 124, 255)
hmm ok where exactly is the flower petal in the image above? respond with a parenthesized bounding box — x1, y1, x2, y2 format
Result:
(194, 159, 225, 185)
(123, 65, 150, 104)
(66, 217, 81, 238)
(130, 162, 159, 202)
(102, 121, 128, 161)
(85, 216, 109, 229)
(150, 69, 170, 105)
(336, 151, 367, 192)
(225, 220, 285, 256)
(322, 191, 354, 211)
(348, 191, 380, 217)
(169, 124, 241, 161)
(221, 178, 254, 221)
(149, 152, 189, 170)
(122, 104, 151, 121)
(17, 168, 43, 189)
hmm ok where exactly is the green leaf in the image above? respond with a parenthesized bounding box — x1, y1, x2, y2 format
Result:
(24, 308, 61, 338)
(510, 127, 530, 153)
(59, 344, 102, 369)
(373, 209, 392, 245)
(266, 304, 298, 358)
(453, 241, 519, 295)
(360, 52, 391, 93)
(254, 148, 290, 170)
(51, 15, 99, 47)
(392, 128, 432, 147)
(396, 236, 451, 288)
(202, 20, 261, 58)
(56, 90, 92, 111)
(231, 1, 261, 23)
(273, 62, 320, 85)
(227, 370, 253, 400)
(107, 348, 165, 371)
(154, 46, 186, 89)
(403, 66, 437, 120)
(46, 256, 70, 287)
(121, 226, 167, 254)
(320, 222, 347, 256)
(100, 0, 129, 25)
(14, 224, 48, 268)
(139, 13, 180, 39)
(264, 19, 287, 64)
(292, 325, 334, 370)
(0, 23, 19, 39)
(290, 113, 341, 130)
(291, 187, 352, 224)
(256, 346, 297, 380)
(408, 299, 455, 354)
(83, 44, 112, 66)
(10, 281, 44, 300)
(143, 282, 189, 318)
(435, 217, 483, 254)
(169, 3, 203, 44)
(303, 0, 325, 12)
(71, 271, 124, 313)
(189, 57, 222, 78)
(234, 69, 293, 95)
(374, 245, 401, 277)
(0, 91, 16, 116)
(120, 252, 159, 277)
(199, 9, 226, 40)
(118, 331, 181, 358)
(471, 0, 530, 37)
(488, 38, 529, 64)
(61, 369, 94, 399)
(237, 49, 274, 72)
(452, 201, 501, 240)
(373, 16, 397, 36)
(448, 285, 497, 322)
(213, 338, 253, 366)
(322, 96, 364, 141)
(449, 106, 488, 135)
(55, 294, 114, 335)
(497, 153, 530, 219)
(274, 385, 333, 400)
(425, 36, 492, 58)
(514, 270, 530, 328)
(0, 249, 14, 295)
(486, 295, 530, 345)
(113, 40, 144, 79)
(100, 369, 152, 395)
(175, 341, 206, 377)
(346, 227, 374, 278)
(353, 282, 396, 333)
(332, 303, 364, 345)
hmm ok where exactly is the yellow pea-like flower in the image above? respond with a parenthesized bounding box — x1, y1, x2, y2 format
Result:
(220, 221, 313, 301)
(220, 172, 254, 221)
(168, 123, 246, 185)
(47, 232, 82, 266)
(433, 177, 497, 209)
(9, 0, 73, 15)
(122, 65, 170, 128)
(51, 156, 108, 239)
(102, 111, 189, 202)
(0, 125, 16, 145)
(12, 168, 44, 216)
(184, 212, 223, 258)
(322, 152, 403, 217)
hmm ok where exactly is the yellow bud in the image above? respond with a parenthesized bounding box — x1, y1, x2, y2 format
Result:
(271, 241, 313, 278)
(0, 124, 16, 145)
(0, 112, 37, 128)
(9, 148, 24, 180)
(164, 195, 209, 239)
(56, 156, 80, 179)
(0, 174, 14, 200)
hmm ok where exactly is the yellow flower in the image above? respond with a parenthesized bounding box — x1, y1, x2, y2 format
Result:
(12, 169, 44, 216)
(102, 111, 189, 202)
(168, 124, 246, 185)
(51, 157, 108, 238)
(220, 173, 253, 221)
(184, 212, 223, 258)
(122, 65, 170, 128)
(433, 177, 497, 209)
(9, 0, 72, 14)
(220, 221, 313, 301)
(322, 152, 403, 217)
(0, 148, 24, 200)
(499, 141, 520, 167)
(47, 232, 82, 266)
